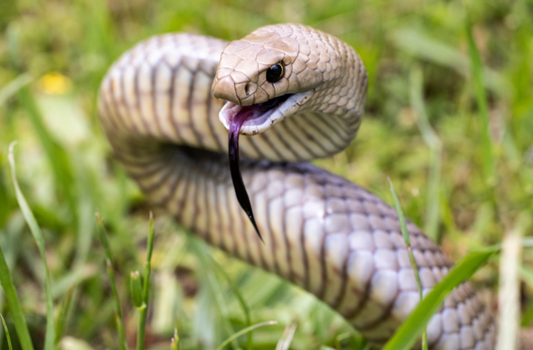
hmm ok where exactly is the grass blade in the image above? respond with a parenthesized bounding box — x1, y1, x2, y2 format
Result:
(189, 236, 238, 347)
(388, 179, 427, 350)
(464, 14, 495, 186)
(275, 323, 297, 350)
(521, 266, 533, 326)
(95, 212, 128, 350)
(130, 271, 143, 308)
(0, 74, 33, 107)
(55, 284, 75, 347)
(17, 87, 77, 224)
(170, 329, 179, 350)
(136, 212, 155, 350)
(409, 67, 442, 242)
(0, 237, 34, 350)
(496, 214, 527, 350)
(0, 313, 14, 350)
(210, 257, 253, 349)
(9, 142, 55, 350)
(382, 250, 494, 350)
(215, 321, 278, 350)
(391, 29, 510, 97)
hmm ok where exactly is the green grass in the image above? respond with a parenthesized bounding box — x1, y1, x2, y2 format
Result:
(0, 218, 33, 350)
(95, 212, 128, 350)
(215, 321, 278, 350)
(383, 250, 495, 350)
(136, 213, 155, 350)
(387, 179, 428, 350)
(0, 313, 14, 350)
(8, 143, 54, 350)
(1, 0, 533, 349)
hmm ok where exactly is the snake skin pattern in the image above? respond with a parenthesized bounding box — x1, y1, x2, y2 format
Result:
(98, 24, 496, 349)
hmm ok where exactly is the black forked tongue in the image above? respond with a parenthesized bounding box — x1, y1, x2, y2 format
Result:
(228, 107, 263, 242)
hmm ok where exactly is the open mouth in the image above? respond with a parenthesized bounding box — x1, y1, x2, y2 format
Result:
(220, 94, 293, 135)
(223, 94, 292, 242)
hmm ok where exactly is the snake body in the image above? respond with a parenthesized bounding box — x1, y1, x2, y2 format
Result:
(98, 24, 496, 349)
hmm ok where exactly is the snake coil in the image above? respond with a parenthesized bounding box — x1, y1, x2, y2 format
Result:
(98, 24, 496, 349)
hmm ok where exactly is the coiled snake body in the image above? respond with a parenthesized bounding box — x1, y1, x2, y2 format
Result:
(98, 24, 496, 349)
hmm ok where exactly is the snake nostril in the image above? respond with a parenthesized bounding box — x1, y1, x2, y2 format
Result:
(244, 82, 256, 96)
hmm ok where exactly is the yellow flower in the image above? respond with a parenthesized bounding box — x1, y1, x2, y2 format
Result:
(38, 72, 72, 94)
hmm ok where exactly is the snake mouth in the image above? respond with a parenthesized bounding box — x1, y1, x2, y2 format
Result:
(223, 93, 297, 242)
(219, 91, 312, 135)
(221, 91, 313, 241)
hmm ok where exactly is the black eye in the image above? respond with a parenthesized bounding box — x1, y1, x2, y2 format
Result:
(266, 63, 284, 83)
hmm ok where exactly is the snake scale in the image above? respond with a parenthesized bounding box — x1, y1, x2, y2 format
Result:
(98, 24, 496, 349)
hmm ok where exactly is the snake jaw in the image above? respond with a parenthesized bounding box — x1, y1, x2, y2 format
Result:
(219, 91, 313, 135)
(220, 102, 276, 136)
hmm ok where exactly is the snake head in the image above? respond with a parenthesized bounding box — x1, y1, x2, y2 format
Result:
(212, 23, 336, 136)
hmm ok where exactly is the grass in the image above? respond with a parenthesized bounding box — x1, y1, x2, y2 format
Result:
(387, 179, 428, 350)
(95, 212, 128, 350)
(0, 314, 13, 350)
(136, 213, 155, 350)
(0, 0, 533, 349)
(8, 143, 54, 350)
(215, 321, 278, 350)
(0, 219, 33, 350)
(383, 250, 495, 350)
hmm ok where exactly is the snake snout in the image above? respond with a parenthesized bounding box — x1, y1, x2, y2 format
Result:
(212, 75, 240, 104)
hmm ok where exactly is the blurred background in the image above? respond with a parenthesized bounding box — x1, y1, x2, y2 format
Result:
(0, 0, 532, 349)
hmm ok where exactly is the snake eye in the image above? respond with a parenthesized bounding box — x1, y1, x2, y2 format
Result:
(266, 63, 284, 83)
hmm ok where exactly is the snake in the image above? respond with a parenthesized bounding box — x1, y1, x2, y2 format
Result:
(97, 23, 496, 349)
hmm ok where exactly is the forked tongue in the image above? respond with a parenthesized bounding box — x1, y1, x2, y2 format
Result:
(228, 107, 263, 242)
